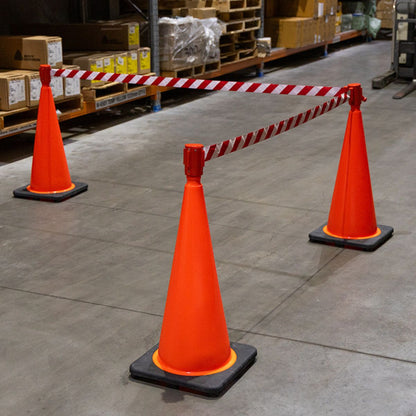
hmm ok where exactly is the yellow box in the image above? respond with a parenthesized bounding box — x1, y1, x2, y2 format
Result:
(127, 50, 138, 74)
(66, 54, 105, 86)
(138, 47, 151, 75)
(102, 54, 115, 73)
(115, 52, 128, 74)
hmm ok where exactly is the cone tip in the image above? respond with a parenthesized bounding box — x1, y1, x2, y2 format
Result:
(39, 65, 51, 86)
(184, 144, 205, 177)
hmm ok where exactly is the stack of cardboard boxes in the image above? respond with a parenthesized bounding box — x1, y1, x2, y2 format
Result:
(14, 21, 151, 87)
(264, 0, 338, 48)
(0, 35, 67, 111)
(376, 0, 394, 29)
(0, 20, 151, 113)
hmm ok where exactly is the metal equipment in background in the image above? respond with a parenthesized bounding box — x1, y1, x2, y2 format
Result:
(372, 0, 416, 98)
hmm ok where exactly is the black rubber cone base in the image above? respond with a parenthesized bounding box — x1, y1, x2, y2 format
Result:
(129, 342, 257, 397)
(309, 224, 394, 251)
(13, 182, 88, 202)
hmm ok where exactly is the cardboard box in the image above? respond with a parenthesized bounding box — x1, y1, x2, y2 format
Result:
(277, 17, 314, 48)
(50, 76, 64, 101)
(138, 47, 151, 74)
(279, 0, 324, 18)
(325, 0, 338, 15)
(0, 36, 63, 70)
(115, 52, 128, 74)
(13, 22, 140, 51)
(377, 0, 394, 11)
(21, 70, 41, 107)
(64, 53, 106, 86)
(159, 17, 205, 69)
(314, 17, 325, 43)
(127, 50, 139, 74)
(102, 54, 116, 73)
(0, 72, 27, 110)
(62, 65, 81, 98)
(379, 17, 393, 29)
(324, 15, 336, 41)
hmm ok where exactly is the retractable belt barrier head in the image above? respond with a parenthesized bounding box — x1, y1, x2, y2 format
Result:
(50, 67, 350, 161)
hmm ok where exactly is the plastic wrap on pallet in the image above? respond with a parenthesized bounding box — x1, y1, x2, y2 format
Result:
(367, 16, 381, 38)
(201, 17, 223, 63)
(159, 16, 221, 70)
(341, 13, 353, 31)
(352, 13, 367, 30)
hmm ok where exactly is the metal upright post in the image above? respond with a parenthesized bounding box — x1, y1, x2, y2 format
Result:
(256, 0, 265, 77)
(149, 0, 161, 111)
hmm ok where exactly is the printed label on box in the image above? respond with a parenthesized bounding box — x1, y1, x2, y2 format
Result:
(103, 56, 115, 72)
(128, 52, 138, 74)
(140, 50, 150, 71)
(9, 79, 26, 105)
(91, 60, 103, 83)
(30, 78, 41, 102)
(116, 56, 127, 74)
(48, 41, 63, 66)
(318, 2, 324, 17)
(65, 78, 80, 96)
(50, 76, 63, 98)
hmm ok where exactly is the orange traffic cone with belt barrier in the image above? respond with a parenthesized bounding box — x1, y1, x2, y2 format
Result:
(130, 144, 257, 397)
(13, 65, 87, 202)
(309, 83, 393, 251)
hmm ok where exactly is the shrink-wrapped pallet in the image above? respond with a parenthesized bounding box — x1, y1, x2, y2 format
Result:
(159, 16, 221, 70)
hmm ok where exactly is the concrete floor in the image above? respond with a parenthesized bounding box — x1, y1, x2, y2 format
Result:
(1, 39, 416, 415)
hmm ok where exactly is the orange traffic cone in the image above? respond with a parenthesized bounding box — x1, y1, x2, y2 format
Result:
(309, 84, 393, 251)
(13, 65, 87, 202)
(130, 144, 256, 397)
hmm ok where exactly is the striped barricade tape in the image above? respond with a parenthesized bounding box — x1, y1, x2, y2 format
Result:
(51, 68, 348, 98)
(203, 93, 349, 162)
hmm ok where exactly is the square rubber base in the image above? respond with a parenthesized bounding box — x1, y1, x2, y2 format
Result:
(309, 224, 394, 251)
(13, 182, 88, 202)
(129, 342, 257, 397)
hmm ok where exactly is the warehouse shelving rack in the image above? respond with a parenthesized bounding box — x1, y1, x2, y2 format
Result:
(0, 0, 368, 139)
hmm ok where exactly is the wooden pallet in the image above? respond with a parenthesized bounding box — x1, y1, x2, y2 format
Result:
(0, 96, 84, 139)
(83, 85, 149, 111)
(212, 0, 261, 12)
(220, 52, 239, 64)
(237, 47, 258, 60)
(161, 65, 204, 78)
(204, 60, 221, 74)
(220, 28, 258, 62)
(82, 82, 126, 102)
(161, 61, 221, 78)
(221, 47, 258, 63)
(221, 17, 261, 34)
(217, 8, 259, 21)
